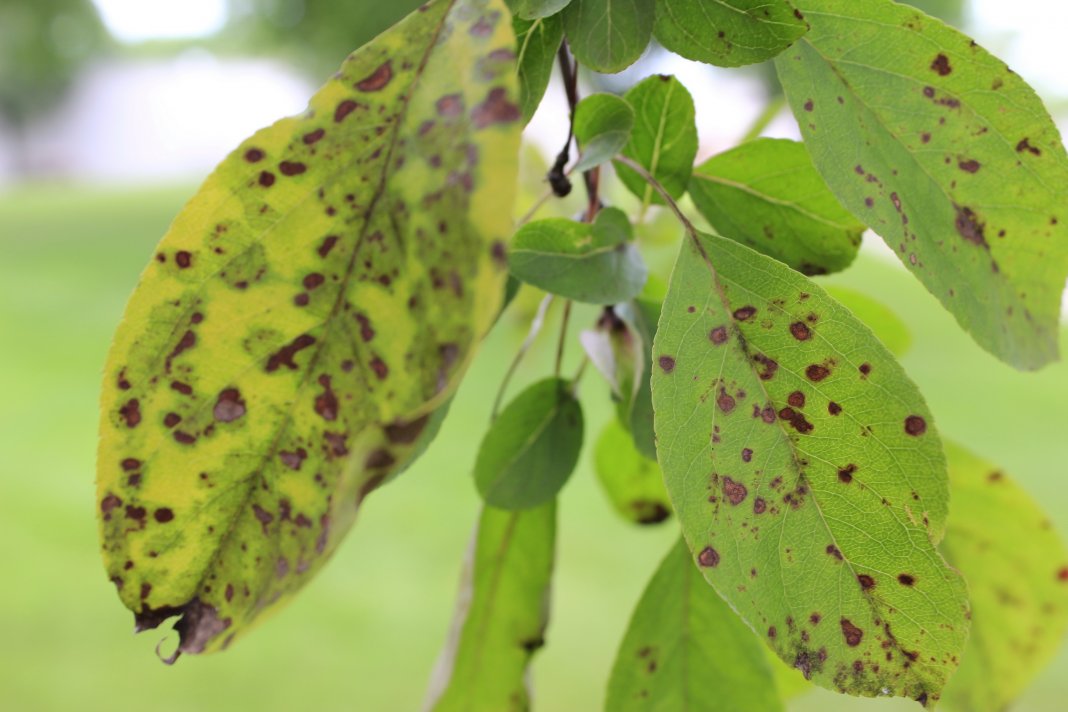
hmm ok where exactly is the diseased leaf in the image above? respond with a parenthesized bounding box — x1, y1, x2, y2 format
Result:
(824, 286, 912, 358)
(940, 442, 1068, 712)
(562, 0, 655, 74)
(689, 138, 864, 276)
(651, 231, 969, 704)
(507, 0, 573, 20)
(425, 502, 556, 711)
(509, 208, 647, 304)
(606, 539, 784, 711)
(653, 0, 808, 68)
(594, 418, 671, 525)
(96, 0, 522, 657)
(515, 14, 564, 123)
(474, 378, 584, 509)
(573, 93, 635, 173)
(615, 75, 698, 208)
(776, 0, 1068, 370)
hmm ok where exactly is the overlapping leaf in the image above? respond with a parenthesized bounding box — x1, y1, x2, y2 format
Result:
(776, 0, 1068, 370)
(507, 0, 572, 19)
(573, 93, 634, 172)
(651, 231, 969, 704)
(594, 418, 671, 525)
(96, 0, 521, 656)
(563, 0, 655, 74)
(515, 13, 564, 123)
(654, 0, 808, 68)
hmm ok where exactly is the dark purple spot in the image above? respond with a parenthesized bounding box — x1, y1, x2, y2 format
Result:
(334, 99, 359, 122)
(365, 449, 395, 469)
(723, 477, 748, 505)
(904, 415, 927, 436)
(658, 356, 676, 373)
(244, 148, 264, 163)
(828, 401, 842, 416)
(437, 94, 464, 117)
(214, 388, 246, 423)
(959, 159, 981, 173)
(790, 322, 811, 340)
(898, 573, 916, 586)
(858, 574, 876, 590)
(710, 326, 728, 345)
(954, 204, 988, 247)
(753, 354, 779, 381)
(805, 364, 830, 382)
(266, 334, 317, 372)
(279, 161, 306, 176)
(716, 390, 736, 413)
(279, 448, 307, 470)
(840, 619, 863, 647)
(303, 128, 325, 145)
(385, 415, 430, 444)
(741, 448, 753, 463)
(753, 497, 767, 514)
(370, 356, 389, 380)
(356, 61, 393, 92)
(698, 547, 720, 568)
(303, 273, 325, 290)
(787, 391, 805, 408)
(838, 464, 856, 483)
(154, 508, 174, 523)
(733, 306, 757, 321)
(471, 88, 520, 129)
(314, 375, 338, 421)
(318, 235, 339, 258)
(120, 399, 141, 428)
(163, 412, 181, 428)
(1016, 138, 1041, 156)
(931, 53, 952, 76)
(804, 99, 814, 112)
(175, 251, 193, 269)
(259, 171, 276, 187)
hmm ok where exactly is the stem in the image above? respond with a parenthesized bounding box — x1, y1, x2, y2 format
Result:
(556, 41, 600, 213)
(614, 155, 699, 239)
(492, 294, 555, 420)
(554, 300, 573, 377)
(741, 94, 787, 143)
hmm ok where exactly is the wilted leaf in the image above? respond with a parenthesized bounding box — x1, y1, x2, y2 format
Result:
(594, 418, 671, 525)
(96, 0, 522, 657)
(651, 231, 969, 704)
(776, 0, 1068, 370)
(606, 539, 784, 711)
(824, 287, 912, 358)
(515, 14, 564, 123)
(653, 0, 808, 68)
(562, 0, 655, 74)
(426, 502, 556, 711)
(940, 442, 1068, 712)
(615, 75, 698, 208)
(509, 208, 647, 304)
(506, 0, 573, 19)
(474, 378, 584, 509)
(573, 93, 635, 173)
(689, 138, 864, 276)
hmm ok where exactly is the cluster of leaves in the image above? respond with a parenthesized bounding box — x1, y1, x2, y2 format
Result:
(96, 0, 1068, 709)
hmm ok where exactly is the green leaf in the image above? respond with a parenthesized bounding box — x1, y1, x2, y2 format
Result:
(507, 0, 573, 20)
(96, 0, 522, 657)
(775, 0, 1068, 370)
(614, 298, 660, 460)
(426, 502, 556, 711)
(940, 442, 1068, 712)
(615, 75, 698, 208)
(653, 0, 808, 68)
(562, 0, 655, 74)
(594, 418, 671, 525)
(573, 93, 635, 173)
(651, 231, 969, 704)
(515, 14, 564, 124)
(689, 138, 864, 276)
(606, 539, 784, 711)
(475, 378, 584, 509)
(580, 308, 641, 403)
(824, 286, 912, 358)
(509, 208, 648, 304)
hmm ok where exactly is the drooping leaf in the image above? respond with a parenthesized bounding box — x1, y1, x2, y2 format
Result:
(824, 286, 912, 358)
(509, 207, 647, 304)
(940, 442, 1068, 712)
(425, 502, 556, 711)
(573, 93, 635, 173)
(614, 298, 660, 460)
(689, 138, 865, 276)
(506, 0, 573, 20)
(606, 539, 784, 711)
(562, 0, 655, 74)
(776, 0, 1068, 370)
(651, 231, 969, 704)
(474, 378, 584, 509)
(515, 14, 564, 123)
(653, 0, 808, 68)
(96, 0, 522, 657)
(580, 307, 641, 403)
(615, 75, 698, 208)
(594, 418, 671, 525)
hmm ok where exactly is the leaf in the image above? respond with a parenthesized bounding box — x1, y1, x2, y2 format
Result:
(425, 502, 556, 711)
(515, 14, 564, 124)
(689, 138, 865, 276)
(651, 231, 970, 704)
(573, 93, 635, 173)
(95, 0, 522, 657)
(775, 0, 1068, 370)
(615, 75, 698, 208)
(940, 442, 1068, 712)
(594, 418, 671, 525)
(507, 0, 573, 20)
(562, 0, 655, 74)
(653, 0, 808, 68)
(474, 378, 584, 509)
(614, 298, 660, 460)
(606, 539, 784, 711)
(824, 287, 912, 358)
(580, 308, 641, 402)
(509, 208, 648, 304)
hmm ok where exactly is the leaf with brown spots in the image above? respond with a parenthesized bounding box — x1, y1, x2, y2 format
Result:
(940, 442, 1068, 712)
(776, 0, 1068, 370)
(651, 231, 969, 704)
(96, 0, 521, 658)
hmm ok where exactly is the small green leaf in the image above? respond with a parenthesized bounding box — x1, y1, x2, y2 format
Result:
(606, 539, 784, 711)
(940, 442, 1068, 712)
(509, 208, 648, 304)
(515, 14, 564, 123)
(96, 0, 522, 657)
(615, 75, 698, 208)
(690, 138, 864, 276)
(776, 0, 1068, 370)
(562, 0, 655, 74)
(573, 93, 635, 173)
(506, 0, 573, 19)
(594, 418, 671, 525)
(475, 378, 584, 509)
(824, 286, 912, 358)
(426, 502, 556, 711)
(652, 232, 969, 703)
(653, 0, 808, 68)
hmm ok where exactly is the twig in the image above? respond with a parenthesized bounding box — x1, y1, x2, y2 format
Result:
(554, 299, 573, 377)
(492, 294, 555, 420)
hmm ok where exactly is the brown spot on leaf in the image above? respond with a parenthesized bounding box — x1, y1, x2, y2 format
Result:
(356, 61, 392, 92)
(716, 390, 736, 413)
(279, 448, 307, 470)
(904, 415, 927, 436)
(828, 401, 842, 416)
(790, 322, 811, 340)
(471, 88, 520, 128)
(365, 449, 395, 469)
(787, 391, 805, 408)
(314, 375, 338, 421)
(723, 477, 748, 505)
(266, 334, 316, 372)
(826, 545, 843, 560)
(954, 205, 988, 247)
(303, 128, 325, 145)
(279, 161, 306, 176)
(898, 574, 916, 586)
(658, 356, 676, 373)
(753, 497, 767, 514)
(709, 326, 728, 345)
(840, 619, 863, 646)
(100, 493, 123, 518)
(213, 388, 246, 423)
(931, 53, 952, 76)
(165, 330, 197, 373)
(733, 305, 757, 321)
(959, 159, 981, 173)
(244, 148, 264, 163)
(858, 574, 876, 590)
(252, 504, 273, 534)
(175, 251, 193, 269)
(318, 235, 339, 258)
(805, 364, 830, 382)
(259, 171, 276, 187)
(804, 99, 814, 112)
(698, 546, 720, 568)
(838, 464, 857, 483)
(119, 399, 141, 428)
(334, 99, 359, 122)
(154, 508, 174, 523)
(752, 354, 778, 380)
(1016, 138, 1041, 156)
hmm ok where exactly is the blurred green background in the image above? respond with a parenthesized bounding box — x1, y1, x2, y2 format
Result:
(2, 0, 1067, 710)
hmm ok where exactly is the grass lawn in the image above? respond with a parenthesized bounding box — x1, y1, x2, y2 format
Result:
(1, 182, 1065, 711)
